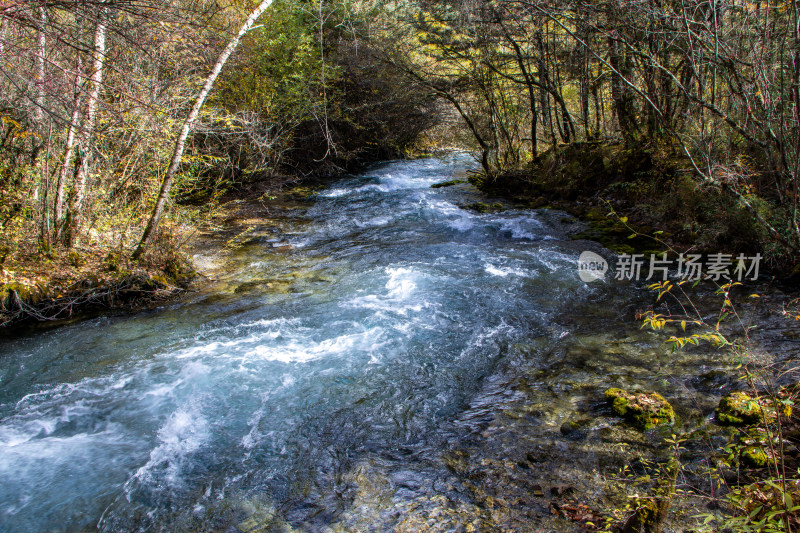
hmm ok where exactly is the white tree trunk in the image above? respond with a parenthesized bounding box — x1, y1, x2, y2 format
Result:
(35, 7, 46, 126)
(64, 10, 106, 246)
(132, 0, 275, 259)
(32, 7, 47, 207)
(0, 17, 6, 57)
(54, 56, 83, 239)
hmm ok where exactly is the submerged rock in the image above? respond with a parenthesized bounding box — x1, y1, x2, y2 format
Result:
(604, 388, 675, 431)
(559, 417, 590, 440)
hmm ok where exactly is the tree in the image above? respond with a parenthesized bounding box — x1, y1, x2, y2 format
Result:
(62, 6, 106, 246)
(132, 0, 277, 259)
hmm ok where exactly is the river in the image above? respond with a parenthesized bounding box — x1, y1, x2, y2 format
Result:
(1, 153, 784, 531)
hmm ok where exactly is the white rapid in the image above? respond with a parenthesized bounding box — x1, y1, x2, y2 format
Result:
(0, 154, 609, 531)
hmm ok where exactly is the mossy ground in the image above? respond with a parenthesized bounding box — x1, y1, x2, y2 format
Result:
(0, 243, 194, 331)
(0, 177, 330, 332)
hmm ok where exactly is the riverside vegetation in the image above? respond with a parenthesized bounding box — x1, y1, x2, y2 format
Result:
(3, 0, 800, 530)
(3, 0, 800, 320)
(4, 0, 800, 325)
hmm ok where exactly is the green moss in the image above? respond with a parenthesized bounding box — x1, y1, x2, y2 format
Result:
(149, 275, 170, 289)
(605, 388, 675, 430)
(625, 498, 662, 533)
(464, 202, 491, 213)
(103, 252, 119, 272)
(528, 196, 548, 208)
(283, 184, 323, 200)
(67, 250, 85, 267)
(467, 174, 487, 188)
(1, 282, 32, 306)
(463, 202, 504, 214)
(0, 284, 15, 311)
(741, 446, 768, 468)
(161, 253, 196, 285)
(430, 179, 467, 188)
(608, 244, 636, 255)
(716, 392, 762, 426)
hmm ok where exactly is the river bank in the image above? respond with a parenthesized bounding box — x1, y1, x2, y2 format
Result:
(474, 142, 800, 280)
(0, 142, 413, 334)
(0, 248, 192, 335)
(0, 173, 333, 334)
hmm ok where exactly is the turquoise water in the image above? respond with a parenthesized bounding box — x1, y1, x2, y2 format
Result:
(0, 154, 616, 531)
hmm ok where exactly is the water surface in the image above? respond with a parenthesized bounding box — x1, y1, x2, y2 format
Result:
(1, 154, 752, 531)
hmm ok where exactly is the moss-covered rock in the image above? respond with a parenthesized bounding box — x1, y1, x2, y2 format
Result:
(622, 498, 666, 533)
(716, 391, 762, 426)
(741, 446, 769, 468)
(621, 458, 678, 533)
(430, 179, 467, 188)
(528, 196, 549, 208)
(463, 202, 504, 214)
(605, 388, 675, 430)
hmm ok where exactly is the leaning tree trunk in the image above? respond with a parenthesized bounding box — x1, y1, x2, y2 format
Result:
(132, 0, 276, 260)
(62, 11, 105, 247)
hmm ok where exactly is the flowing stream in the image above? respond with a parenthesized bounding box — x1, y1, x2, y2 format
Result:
(2, 153, 790, 531)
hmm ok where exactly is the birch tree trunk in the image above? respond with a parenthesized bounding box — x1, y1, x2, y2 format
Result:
(0, 17, 6, 57)
(35, 7, 46, 127)
(132, 0, 276, 260)
(34, 7, 46, 223)
(54, 56, 83, 241)
(63, 10, 106, 247)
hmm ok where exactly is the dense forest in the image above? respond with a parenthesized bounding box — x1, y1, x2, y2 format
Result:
(2, 0, 799, 278)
